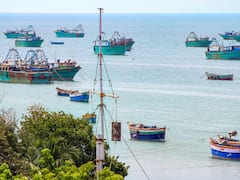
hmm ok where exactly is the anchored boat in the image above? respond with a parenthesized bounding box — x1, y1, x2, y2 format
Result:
(4, 25, 36, 38)
(15, 36, 44, 47)
(185, 32, 212, 47)
(210, 131, 240, 160)
(205, 72, 233, 80)
(55, 24, 84, 38)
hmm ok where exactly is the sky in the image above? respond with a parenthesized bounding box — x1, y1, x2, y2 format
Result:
(2, 0, 240, 13)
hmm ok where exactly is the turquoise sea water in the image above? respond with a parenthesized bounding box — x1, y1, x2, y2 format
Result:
(1, 13, 240, 179)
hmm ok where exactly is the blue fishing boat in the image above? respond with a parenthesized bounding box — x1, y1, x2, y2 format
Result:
(128, 122, 166, 142)
(206, 38, 240, 60)
(210, 131, 240, 160)
(55, 24, 84, 38)
(185, 32, 212, 47)
(50, 41, 64, 45)
(82, 112, 96, 123)
(15, 36, 44, 47)
(4, 25, 36, 38)
(69, 91, 89, 102)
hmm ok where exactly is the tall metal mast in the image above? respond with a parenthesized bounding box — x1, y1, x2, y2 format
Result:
(96, 7, 105, 173)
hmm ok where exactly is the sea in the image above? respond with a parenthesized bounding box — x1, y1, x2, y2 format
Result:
(1, 13, 240, 180)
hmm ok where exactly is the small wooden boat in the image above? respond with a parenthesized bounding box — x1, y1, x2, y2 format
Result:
(4, 25, 36, 38)
(56, 87, 79, 96)
(69, 91, 89, 102)
(15, 36, 44, 47)
(82, 112, 96, 123)
(55, 24, 84, 38)
(206, 38, 240, 60)
(185, 32, 212, 47)
(50, 41, 64, 45)
(206, 72, 233, 80)
(128, 122, 166, 142)
(210, 131, 240, 160)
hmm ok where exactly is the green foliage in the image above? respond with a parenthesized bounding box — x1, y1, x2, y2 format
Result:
(96, 167, 123, 180)
(105, 155, 129, 177)
(19, 104, 96, 167)
(0, 104, 129, 178)
(0, 163, 13, 180)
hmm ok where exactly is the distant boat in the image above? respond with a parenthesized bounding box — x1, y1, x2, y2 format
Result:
(109, 31, 135, 51)
(210, 131, 240, 160)
(50, 41, 64, 45)
(219, 32, 237, 40)
(185, 32, 212, 47)
(205, 72, 233, 80)
(93, 32, 127, 55)
(55, 24, 84, 38)
(4, 25, 36, 38)
(205, 38, 240, 60)
(82, 112, 96, 123)
(15, 36, 44, 47)
(56, 87, 79, 96)
(127, 122, 166, 142)
(69, 91, 89, 102)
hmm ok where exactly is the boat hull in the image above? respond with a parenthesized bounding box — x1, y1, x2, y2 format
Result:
(205, 51, 240, 60)
(129, 127, 166, 141)
(51, 66, 81, 81)
(210, 142, 240, 160)
(70, 93, 89, 102)
(4, 33, 27, 38)
(206, 72, 233, 80)
(185, 40, 212, 47)
(15, 39, 44, 47)
(219, 34, 234, 40)
(0, 70, 52, 84)
(93, 45, 126, 55)
(55, 31, 84, 38)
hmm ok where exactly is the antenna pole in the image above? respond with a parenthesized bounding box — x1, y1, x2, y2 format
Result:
(96, 7, 105, 173)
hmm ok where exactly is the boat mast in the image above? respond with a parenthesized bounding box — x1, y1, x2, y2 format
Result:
(96, 7, 105, 173)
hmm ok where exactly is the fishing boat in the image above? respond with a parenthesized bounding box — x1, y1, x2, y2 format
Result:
(205, 38, 240, 60)
(15, 36, 44, 47)
(4, 25, 36, 38)
(69, 91, 89, 102)
(232, 34, 240, 42)
(55, 24, 84, 38)
(0, 49, 52, 84)
(82, 112, 96, 123)
(128, 122, 166, 142)
(205, 72, 233, 80)
(210, 131, 240, 160)
(185, 32, 212, 47)
(56, 87, 79, 96)
(219, 31, 237, 40)
(109, 31, 135, 51)
(24, 49, 81, 81)
(50, 41, 64, 45)
(93, 32, 127, 55)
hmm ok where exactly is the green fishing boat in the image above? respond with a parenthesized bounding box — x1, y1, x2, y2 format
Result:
(15, 36, 44, 47)
(205, 38, 240, 60)
(185, 32, 212, 47)
(93, 33, 126, 55)
(24, 49, 81, 81)
(55, 24, 84, 38)
(4, 25, 36, 38)
(219, 32, 236, 40)
(110, 31, 135, 51)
